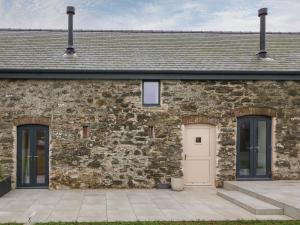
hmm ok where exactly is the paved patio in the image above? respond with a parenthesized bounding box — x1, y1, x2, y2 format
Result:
(0, 187, 292, 223)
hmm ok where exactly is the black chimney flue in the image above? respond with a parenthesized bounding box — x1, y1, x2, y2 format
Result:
(65, 6, 75, 55)
(258, 8, 268, 58)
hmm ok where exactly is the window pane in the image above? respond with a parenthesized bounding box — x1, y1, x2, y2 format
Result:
(21, 128, 31, 184)
(239, 119, 251, 176)
(256, 120, 267, 176)
(36, 128, 46, 184)
(143, 81, 159, 105)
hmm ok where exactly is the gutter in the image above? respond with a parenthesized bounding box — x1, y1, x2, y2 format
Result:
(0, 69, 299, 80)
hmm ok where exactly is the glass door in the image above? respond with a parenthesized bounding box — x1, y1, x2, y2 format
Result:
(17, 125, 49, 188)
(237, 117, 271, 179)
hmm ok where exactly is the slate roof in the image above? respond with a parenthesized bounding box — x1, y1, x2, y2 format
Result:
(0, 29, 300, 72)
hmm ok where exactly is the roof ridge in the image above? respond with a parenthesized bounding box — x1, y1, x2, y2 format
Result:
(0, 28, 300, 34)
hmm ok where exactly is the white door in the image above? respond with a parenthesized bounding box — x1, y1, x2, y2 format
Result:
(183, 124, 215, 186)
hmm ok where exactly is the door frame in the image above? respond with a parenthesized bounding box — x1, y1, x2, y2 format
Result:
(236, 116, 272, 180)
(16, 124, 49, 188)
(182, 124, 216, 186)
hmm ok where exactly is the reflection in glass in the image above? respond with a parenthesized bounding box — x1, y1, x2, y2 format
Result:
(21, 128, 30, 184)
(143, 81, 159, 105)
(256, 121, 267, 175)
(36, 128, 46, 184)
(239, 120, 251, 176)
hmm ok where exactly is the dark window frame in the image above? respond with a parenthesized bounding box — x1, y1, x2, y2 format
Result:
(236, 116, 272, 180)
(142, 80, 161, 107)
(16, 124, 49, 188)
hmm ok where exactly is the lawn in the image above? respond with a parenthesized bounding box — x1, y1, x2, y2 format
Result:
(3, 221, 300, 225)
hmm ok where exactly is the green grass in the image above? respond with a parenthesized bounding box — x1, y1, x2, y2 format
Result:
(2, 222, 300, 225)
(3, 221, 299, 225)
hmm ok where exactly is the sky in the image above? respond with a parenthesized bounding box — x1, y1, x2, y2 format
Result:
(0, 0, 299, 32)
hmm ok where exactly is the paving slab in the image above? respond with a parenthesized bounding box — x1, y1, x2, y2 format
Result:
(107, 209, 137, 222)
(77, 215, 107, 222)
(82, 196, 106, 204)
(48, 210, 78, 222)
(79, 204, 106, 217)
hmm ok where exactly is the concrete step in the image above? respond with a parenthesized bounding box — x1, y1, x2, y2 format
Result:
(223, 181, 283, 208)
(217, 189, 283, 215)
(223, 181, 300, 219)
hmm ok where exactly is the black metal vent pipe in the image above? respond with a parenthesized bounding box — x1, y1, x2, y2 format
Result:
(258, 8, 268, 58)
(65, 6, 75, 55)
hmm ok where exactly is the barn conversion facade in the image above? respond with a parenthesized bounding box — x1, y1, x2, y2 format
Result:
(0, 7, 299, 189)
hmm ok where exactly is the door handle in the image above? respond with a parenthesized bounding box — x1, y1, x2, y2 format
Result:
(184, 154, 186, 160)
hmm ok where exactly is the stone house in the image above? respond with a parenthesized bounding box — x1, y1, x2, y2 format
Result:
(0, 7, 299, 189)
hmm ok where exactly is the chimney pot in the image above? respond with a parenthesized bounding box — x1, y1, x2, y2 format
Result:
(257, 8, 268, 58)
(67, 6, 75, 15)
(258, 8, 268, 17)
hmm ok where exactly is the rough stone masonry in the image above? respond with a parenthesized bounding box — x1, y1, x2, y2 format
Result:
(0, 79, 299, 189)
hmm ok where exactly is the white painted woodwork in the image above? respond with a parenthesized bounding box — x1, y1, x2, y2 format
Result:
(183, 124, 215, 186)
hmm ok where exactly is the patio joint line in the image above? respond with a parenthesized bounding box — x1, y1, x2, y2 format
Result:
(151, 192, 169, 219)
(105, 192, 108, 221)
(126, 192, 138, 220)
(76, 191, 85, 221)
(45, 196, 56, 222)
(30, 192, 45, 223)
(172, 189, 186, 206)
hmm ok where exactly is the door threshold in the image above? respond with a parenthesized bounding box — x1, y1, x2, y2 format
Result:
(16, 187, 49, 189)
(236, 178, 272, 181)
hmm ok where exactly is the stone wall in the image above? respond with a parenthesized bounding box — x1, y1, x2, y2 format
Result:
(0, 80, 299, 189)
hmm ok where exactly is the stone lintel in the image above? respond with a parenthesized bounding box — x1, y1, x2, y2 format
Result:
(182, 115, 218, 126)
(233, 107, 277, 117)
(13, 116, 51, 126)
